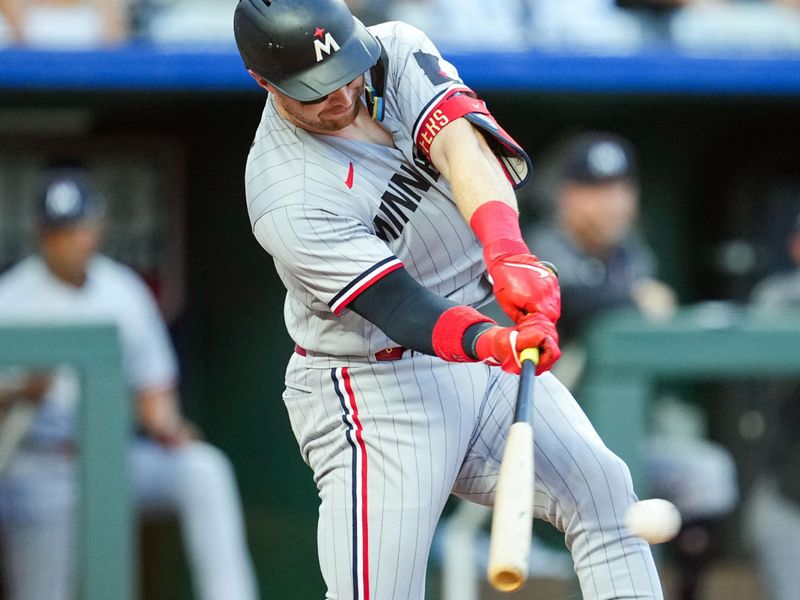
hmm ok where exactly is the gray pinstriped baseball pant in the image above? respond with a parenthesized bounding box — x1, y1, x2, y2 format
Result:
(283, 350, 663, 600)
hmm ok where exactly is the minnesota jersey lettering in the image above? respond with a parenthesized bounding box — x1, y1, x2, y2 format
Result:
(373, 164, 435, 242)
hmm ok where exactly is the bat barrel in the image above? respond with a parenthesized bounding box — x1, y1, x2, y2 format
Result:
(488, 347, 538, 593)
(487, 421, 534, 592)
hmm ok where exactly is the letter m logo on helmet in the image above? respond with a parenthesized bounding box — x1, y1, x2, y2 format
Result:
(313, 28, 340, 62)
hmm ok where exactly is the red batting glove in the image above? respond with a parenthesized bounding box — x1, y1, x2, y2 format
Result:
(470, 201, 561, 324)
(488, 253, 561, 324)
(473, 313, 561, 375)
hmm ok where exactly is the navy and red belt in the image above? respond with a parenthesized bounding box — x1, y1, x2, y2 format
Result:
(294, 344, 408, 361)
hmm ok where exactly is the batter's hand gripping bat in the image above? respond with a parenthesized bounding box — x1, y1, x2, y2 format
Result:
(487, 347, 538, 592)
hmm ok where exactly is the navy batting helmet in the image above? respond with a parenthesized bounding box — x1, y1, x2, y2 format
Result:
(233, 0, 381, 102)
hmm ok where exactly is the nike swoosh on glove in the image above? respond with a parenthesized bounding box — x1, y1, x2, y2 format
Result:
(473, 313, 561, 375)
(487, 253, 561, 324)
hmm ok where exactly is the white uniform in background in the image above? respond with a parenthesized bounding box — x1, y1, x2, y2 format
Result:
(0, 254, 258, 600)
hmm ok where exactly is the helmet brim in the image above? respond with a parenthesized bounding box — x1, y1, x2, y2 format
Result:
(272, 21, 381, 102)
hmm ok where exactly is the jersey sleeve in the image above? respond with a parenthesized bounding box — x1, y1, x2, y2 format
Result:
(119, 273, 179, 392)
(375, 22, 531, 187)
(253, 202, 403, 315)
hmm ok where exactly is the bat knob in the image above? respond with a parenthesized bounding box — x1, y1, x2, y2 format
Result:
(488, 567, 525, 592)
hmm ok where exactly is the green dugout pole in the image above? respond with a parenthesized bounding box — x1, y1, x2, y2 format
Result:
(0, 324, 133, 600)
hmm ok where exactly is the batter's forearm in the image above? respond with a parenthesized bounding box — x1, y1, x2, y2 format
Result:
(428, 118, 518, 222)
(349, 268, 454, 355)
(425, 118, 562, 326)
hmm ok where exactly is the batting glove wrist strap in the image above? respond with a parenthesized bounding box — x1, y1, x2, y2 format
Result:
(432, 306, 495, 363)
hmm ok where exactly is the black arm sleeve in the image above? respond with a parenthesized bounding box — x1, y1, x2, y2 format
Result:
(348, 268, 455, 355)
(348, 267, 493, 357)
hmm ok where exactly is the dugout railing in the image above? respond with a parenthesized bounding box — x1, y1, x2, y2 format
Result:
(0, 324, 133, 600)
(581, 303, 800, 488)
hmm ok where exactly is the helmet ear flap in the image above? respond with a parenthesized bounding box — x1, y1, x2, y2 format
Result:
(365, 41, 388, 122)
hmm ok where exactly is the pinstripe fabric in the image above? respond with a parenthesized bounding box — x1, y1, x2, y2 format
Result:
(454, 370, 662, 599)
(282, 352, 663, 600)
(284, 353, 481, 600)
(245, 22, 495, 360)
(248, 18, 662, 600)
(332, 368, 370, 600)
(330, 258, 403, 316)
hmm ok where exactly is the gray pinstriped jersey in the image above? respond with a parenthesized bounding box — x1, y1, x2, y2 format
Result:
(246, 22, 507, 360)
(244, 25, 665, 600)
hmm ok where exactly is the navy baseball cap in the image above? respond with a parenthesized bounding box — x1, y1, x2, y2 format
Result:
(37, 173, 105, 229)
(554, 133, 638, 185)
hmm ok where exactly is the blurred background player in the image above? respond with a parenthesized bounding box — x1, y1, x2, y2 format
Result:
(522, 130, 676, 358)
(745, 211, 800, 600)
(0, 169, 258, 600)
(522, 131, 738, 600)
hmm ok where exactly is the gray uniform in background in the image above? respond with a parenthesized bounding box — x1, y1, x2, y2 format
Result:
(0, 254, 258, 600)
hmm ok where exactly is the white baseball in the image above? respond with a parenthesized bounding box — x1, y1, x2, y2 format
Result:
(624, 499, 682, 544)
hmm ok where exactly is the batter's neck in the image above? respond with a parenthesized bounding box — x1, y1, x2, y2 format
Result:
(337, 103, 394, 147)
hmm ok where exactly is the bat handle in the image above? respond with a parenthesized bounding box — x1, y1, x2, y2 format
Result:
(519, 347, 540, 366)
(513, 348, 539, 425)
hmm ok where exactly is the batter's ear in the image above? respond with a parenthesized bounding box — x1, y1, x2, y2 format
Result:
(248, 70, 271, 92)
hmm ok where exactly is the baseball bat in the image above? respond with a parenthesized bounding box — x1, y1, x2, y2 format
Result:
(487, 347, 539, 592)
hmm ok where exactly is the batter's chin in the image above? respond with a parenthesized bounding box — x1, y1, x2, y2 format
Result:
(279, 99, 360, 133)
(317, 102, 361, 131)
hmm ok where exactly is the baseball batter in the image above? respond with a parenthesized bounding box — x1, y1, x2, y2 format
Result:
(234, 1, 664, 598)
